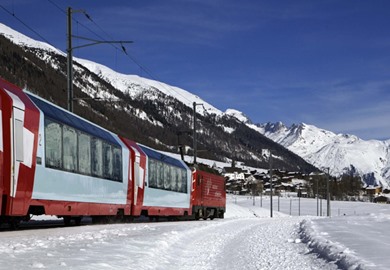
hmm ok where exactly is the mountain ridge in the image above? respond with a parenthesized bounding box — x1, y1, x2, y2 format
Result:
(256, 121, 390, 188)
(0, 22, 317, 173)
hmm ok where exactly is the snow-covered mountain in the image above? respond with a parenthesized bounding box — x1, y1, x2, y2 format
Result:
(7, 21, 384, 181)
(0, 23, 223, 117)
(1, 22, 319, 172)
(256, 122, 390, 188)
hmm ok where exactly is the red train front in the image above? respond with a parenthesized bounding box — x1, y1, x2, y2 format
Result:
(191, 169, 226, 220)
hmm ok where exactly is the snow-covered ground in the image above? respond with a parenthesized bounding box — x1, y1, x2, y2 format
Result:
(1, 196, 389, 269)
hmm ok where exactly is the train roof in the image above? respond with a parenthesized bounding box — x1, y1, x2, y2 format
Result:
(27, 93, 120, 146)
(138, 144, 188, 170)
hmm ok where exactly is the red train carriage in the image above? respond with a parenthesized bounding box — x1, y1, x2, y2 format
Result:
(191, 169, 226, 220)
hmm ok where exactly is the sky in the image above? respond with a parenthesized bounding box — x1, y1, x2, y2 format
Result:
(1, 0, 390, 140)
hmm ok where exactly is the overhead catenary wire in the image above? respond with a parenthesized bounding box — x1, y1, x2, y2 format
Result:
(3, 0, 202, 117)
(46, 0, 195, 106)
(0, 4, 55, 47)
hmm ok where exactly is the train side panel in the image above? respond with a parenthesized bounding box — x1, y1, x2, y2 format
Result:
(0, 78, 40, 220)
(119, 137, 146, 217)
(0, 89, 7, 216)
(138, 144, 192, 217)
(27, 93, 131, 217)
(192, 169, 226, 219)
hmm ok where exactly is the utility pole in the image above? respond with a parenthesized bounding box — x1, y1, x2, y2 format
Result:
(67, 7, 74, 112)
(269, 151, 273, 218)
(316, 177, 319, 216)
(67, 7, 132, 112)
(192, 102, 203, 164)
(327, 167, 331, 217)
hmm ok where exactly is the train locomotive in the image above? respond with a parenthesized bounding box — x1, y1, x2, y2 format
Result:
(0, 77, 226, 228)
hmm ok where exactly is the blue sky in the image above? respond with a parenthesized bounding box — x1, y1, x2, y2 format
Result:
(2, 0, 390, 140)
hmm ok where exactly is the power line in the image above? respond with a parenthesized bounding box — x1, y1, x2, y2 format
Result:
(5, 0, 199, 114)
(47, 1, 195, 106)
(0, 4, 55, 47)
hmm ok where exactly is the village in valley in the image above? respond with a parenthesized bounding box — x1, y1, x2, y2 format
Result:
(220, 162, 389, 204)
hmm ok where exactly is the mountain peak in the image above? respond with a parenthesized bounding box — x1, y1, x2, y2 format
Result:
(225, 109, 252, 124)
(259, 121, 287, 133)
(258, 121, 390, 188)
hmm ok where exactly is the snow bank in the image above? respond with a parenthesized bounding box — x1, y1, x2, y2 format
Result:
(299, 219, 374, 270)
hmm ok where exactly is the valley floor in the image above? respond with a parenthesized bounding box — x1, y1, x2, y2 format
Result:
(1, 196, 389, 269)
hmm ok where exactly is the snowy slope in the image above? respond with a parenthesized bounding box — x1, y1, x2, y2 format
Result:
(79, 59, 223, 117)
(0, 23, 62, 55)
(224, 108, 251, 124)
(0, 23, 222, 118)
(257, 122, 390, 188)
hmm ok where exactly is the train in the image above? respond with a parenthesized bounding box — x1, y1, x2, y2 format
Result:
(0, 77, 226, 229)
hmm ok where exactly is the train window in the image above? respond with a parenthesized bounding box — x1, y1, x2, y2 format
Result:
(91, 137, 103, 177)
(175, 168, 181, 192)
(149, 159, 157, 188)
(78, 132, 91, 175)
(177, 169, 182, 192)
(14, 119, 24, 162)
(43, 117, 122, 182)
(103, 142, 113, 179)
(63, 125, 78, 172)
(181, 170, 187, 193)
(45, 119, 62, 168)
(157, 161, 164, 188)
(144, 156, 188, 193)
(171, 167, 177, 192)
(112, 146, 122, 182)
(163, 164, 171, 190)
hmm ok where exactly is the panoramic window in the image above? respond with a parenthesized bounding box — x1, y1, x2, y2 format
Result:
(147, 158, 187, 193)
(112, 146, 122, 181)
(63, 125, 78, 172)
(103, 142, 113, 179)
(44, 117, 122, 182)
(78, 132, 91, 174)
(149, 159, 157, 188)
(91, 137, 103, 178)
(45, 119, 62, 168)
(163, 163, 171, 190)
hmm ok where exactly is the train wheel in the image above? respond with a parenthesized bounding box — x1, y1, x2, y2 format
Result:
(9, 219, 20, 230)
(74, 217, 82, 226)
(63, 217, 72, 226)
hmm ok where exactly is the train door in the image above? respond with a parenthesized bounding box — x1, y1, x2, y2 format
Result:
(10, 107, 24, 206)
(133, 150, 144, 207)
(0, 95, 3, 215)
(130, 144, 146, 216)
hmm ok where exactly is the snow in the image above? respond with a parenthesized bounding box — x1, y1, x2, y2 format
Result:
(1, 197, 390, 269)
(258, 122, 390, 188)
(0, 23, 63, 56)
(225, 108, 251, 124)
(78, 58, 223, 117)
